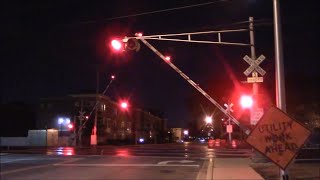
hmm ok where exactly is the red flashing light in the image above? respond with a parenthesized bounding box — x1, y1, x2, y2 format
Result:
(240, 95, 253, 108)
(111, 39, 123, 51)
(67, 124, 74, 129)
(136, 32, 143, 37)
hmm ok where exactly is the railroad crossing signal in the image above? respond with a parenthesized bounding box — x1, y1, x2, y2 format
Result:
(78, 110, 86, 121)
(247, 72, 264, 83)
(243, 55, 266, 76)
(224, 103, 234, 113)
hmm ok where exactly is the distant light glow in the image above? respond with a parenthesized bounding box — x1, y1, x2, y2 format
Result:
(111, 40, 122, 50)
(116, 149, 130, 157)
(65, 118, 70, 124)
(111, 75, 115, 79)
(165, 56, 171, 61)
(67, 124, 73, 129)
(139, 138, 144, 143)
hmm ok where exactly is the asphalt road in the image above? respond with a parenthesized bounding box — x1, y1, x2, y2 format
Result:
(0, 142, 251, 180)
(1, 154, 205, 180)
(1, 141, 253, 158)
(1, 142, 319, 179)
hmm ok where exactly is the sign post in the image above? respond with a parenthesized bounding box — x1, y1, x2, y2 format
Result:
(250, 107, 264, 126)
(224, 103, 234, 142)
(246, 106, 311, 171)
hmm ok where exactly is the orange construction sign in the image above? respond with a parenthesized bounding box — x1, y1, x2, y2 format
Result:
(246, 106, 311, 170)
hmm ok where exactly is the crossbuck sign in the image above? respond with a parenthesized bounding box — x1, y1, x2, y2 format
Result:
(243, 55, 266, 76)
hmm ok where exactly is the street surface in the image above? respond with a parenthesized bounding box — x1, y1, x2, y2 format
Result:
(0, 142, 250, 180)
(1, 142, 319, 179)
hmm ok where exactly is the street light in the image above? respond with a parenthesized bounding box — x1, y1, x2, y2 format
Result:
(183, 130, 189, 135)
(205, 116, 213, 124)
(58, 118, 64, 124)
(120, 101, 128, 109)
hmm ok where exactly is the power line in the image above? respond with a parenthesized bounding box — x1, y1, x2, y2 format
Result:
(66, 0, 231, 26)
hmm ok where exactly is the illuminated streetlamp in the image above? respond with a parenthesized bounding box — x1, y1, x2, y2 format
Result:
(183, 130, 189, 135)
(120, 101, 128, 109)
(58, 118, 64, 124)
(205, 116, 213, 124)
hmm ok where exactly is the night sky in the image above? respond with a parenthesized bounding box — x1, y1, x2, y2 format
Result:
(2, 0, 319, 127)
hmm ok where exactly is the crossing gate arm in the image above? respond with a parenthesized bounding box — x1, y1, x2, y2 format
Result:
(139, 38, 251, 135)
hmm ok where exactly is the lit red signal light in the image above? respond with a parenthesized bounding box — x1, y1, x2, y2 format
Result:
(240, 95, 253, 108)
(67, 124, 74, 129)
(111, 39, 123, 51)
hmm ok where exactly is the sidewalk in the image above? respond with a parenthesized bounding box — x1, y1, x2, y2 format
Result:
(198, 158, 264, 180)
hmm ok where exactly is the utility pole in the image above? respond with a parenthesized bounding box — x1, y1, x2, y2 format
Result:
(91, 70, 99, 146)
(273, 0, 287, 179)
(248, 17, 267, 163)
(249, 17, 258, 107)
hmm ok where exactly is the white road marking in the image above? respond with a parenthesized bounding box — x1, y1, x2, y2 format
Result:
(157, 160, 195, 165)
(54, 163, 199, 167)
(1, 158, 65, 164)
(0, 158, 83, 175)
(206, 158, 213, 180)
(0, 164, 52, 176)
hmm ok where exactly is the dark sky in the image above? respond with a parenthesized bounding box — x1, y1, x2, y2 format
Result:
(1, 0, 319, 127)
